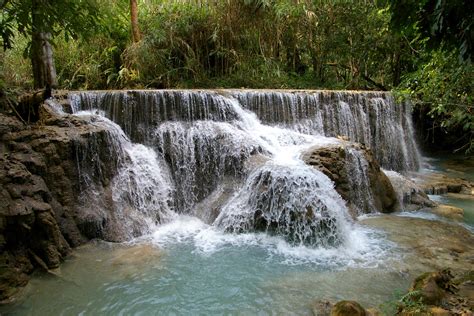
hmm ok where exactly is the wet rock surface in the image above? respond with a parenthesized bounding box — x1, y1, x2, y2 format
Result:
(313, 269, 474, 316)
(431, 204, 465, 221)
(0, 104, 123, 302)
(361, 215, 474, 273)
(383, 170, 436, 211)
(311, 299, 380, 316)
(397, 269, 473, 315)
(303, 142, 398, 216)
(414, 171, 474, 196)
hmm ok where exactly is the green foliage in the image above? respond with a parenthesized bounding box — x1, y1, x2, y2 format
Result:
(398, 290, 428, 314)
(53, 0, 130, 89)
(379, 288, 429, 315)
(2, 0, 414, 90)
(390, 0, 473, 153)
(396, 50, 474, 153)
(389, 0, 474, 62)
(1, 0, 101, 50)
(119, 0, 405, 89)
(0, 34, 33, 88)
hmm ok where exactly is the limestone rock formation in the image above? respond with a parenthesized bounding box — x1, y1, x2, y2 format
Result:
(331, 301, 367, 316)
(383, 170, 436, 211)
(0, 104, 123, 302)
(414, 171, 474, 196)
(303, 142, 398, 216)
(311, 299, 376, 316)
(431, 204, 464, 221)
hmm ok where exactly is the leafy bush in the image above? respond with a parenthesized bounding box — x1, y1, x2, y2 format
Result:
(397, 50, 474, 153)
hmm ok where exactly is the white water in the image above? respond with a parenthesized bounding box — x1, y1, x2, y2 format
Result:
(71, 90, 421, 172)
(69, 93, 395, 252)
(148, 215, 393, 268)
(205, 100, 351, 245)
(73, 111, 175, 239)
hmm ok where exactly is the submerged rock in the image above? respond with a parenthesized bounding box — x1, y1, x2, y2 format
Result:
(361, 216, 474, 272)
(431, 204, 464, 221)
(331, 300, 367, 316)
(311, 300, 333, 316)
(303, 142, 398, 216)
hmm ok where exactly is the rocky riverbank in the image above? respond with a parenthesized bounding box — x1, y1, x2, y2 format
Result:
(311, 269, 473, 315)
(0, 102, 123, 303)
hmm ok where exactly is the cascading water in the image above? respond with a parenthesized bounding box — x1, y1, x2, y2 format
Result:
(69, 90, 239, 143)
(73, 111, 174, 240)
(2, 90, 430, 315)
(69, 89, 422, 246)
(153, 120, 265, 212)
(215, 164, 350, 247)
(345, 147, 376, 212)
(232, 90, 421, 171)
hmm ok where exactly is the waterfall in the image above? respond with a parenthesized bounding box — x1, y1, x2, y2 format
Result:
(73, 111, 174, 240)
(70, 90, 420, 172)
(69, 89, 422, 246)
(69, 90, 238, 144)
(232, 90, 421, 171)
(215, 163, 350, 247)
(344, 147, 376, 212)
(153, 120, 264, 212)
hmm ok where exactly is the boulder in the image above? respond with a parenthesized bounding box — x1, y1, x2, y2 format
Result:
(303, 142, 398, 216)
(397, 269, 474, 315)
(409, 271, 452, 305)
(330, 301, 366, 316)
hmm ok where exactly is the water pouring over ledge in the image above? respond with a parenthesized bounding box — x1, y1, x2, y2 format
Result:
(67, 89, 419, 248)
(70, 89, 421, 172)
(7, 90, 472, 315)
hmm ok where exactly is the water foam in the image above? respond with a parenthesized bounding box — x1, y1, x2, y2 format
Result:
(147, 215, 393, 268)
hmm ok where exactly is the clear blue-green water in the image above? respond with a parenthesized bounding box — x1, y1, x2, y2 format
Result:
(2, 216, 412, 316)
(423, 154, 474, 182)
(429, 194, 474, 229)
(2, 155, 472, 316)
(423, 153, 474, 229)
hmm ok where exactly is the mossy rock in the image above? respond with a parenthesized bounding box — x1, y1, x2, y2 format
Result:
(409, 270, 454, 305)
(330, 300, 366, 316)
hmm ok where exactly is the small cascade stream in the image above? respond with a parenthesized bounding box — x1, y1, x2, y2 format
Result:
(72, 111, 175, 240)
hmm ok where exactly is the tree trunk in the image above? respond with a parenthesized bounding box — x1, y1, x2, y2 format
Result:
(31, 32, 57, 89)
(392, 51, 401, 87)
(130, 0, 141, 42)
(31, 0, 57, 89)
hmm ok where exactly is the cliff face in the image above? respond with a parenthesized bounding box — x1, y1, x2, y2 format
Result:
(0, 104, 121, 302)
